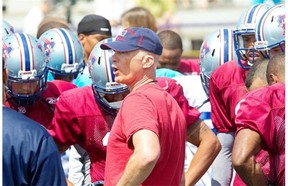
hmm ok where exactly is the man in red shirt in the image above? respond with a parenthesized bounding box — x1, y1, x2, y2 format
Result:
(101, 27, 220, 186)
(232, 53, 285, 185)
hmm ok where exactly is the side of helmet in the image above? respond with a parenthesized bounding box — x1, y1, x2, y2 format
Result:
(3, 32, 48, 106)
(88, 38, 129, 116)
(255, 4, 285, 54)
(199, 28, 236, 96)
(2, 20, 15, 40)
(38, 28, 85, 78)
(89, 38, 128, 95)
(233, 3, 272, 68)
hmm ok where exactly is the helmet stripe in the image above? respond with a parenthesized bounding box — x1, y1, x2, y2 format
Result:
(59, 28, 74, 64)
(247, 4, 259, 24)
(223, 29, 229, 63)
(18, 33, 32, 71)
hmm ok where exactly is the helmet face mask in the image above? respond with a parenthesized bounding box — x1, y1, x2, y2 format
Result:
(234, 3, 272, 69)
(89, 38, 129, 116)
(3, 32, 48, 106)
(199, 28, 236, 97)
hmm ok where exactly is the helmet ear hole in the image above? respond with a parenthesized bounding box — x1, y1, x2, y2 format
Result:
(97, 57, 101, 65)
(211, 49, 215, 57)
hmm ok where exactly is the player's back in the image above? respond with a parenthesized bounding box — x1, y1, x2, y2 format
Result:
(3, 107, 66, 185)
(48, 85, 113, 182)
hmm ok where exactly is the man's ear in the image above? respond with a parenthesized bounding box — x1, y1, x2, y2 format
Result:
(142, 54, 154, 69)
(78, 34, 86, 43)
(268, 73, 278, 85)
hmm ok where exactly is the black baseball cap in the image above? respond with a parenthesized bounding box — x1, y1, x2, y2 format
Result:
(77, 14, 112, 36)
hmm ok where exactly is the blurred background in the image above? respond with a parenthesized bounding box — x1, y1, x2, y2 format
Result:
(2, 0, 284, 58)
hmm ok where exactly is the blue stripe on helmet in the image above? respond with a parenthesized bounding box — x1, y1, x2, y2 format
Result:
(106, 38, 115, 82)
(59, 28, 73, 64)
(223, 29, 229, 63)
(247, 4, 259, 24)
(19, 33, 31, 71)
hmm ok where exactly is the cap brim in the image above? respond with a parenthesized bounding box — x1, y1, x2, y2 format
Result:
(100, 41, 138, 52)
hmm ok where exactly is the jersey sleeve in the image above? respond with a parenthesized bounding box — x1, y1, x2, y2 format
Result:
(235, 96, 273, 150)
(48, 93, 82, 146)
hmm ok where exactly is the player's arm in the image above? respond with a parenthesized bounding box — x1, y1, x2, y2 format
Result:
(116, 129, 160, 186)
(232, 128, 268, 185)
(185, 119, 221, 186)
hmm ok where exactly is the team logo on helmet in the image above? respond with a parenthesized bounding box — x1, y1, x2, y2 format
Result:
(200, 41, 210, 61)
(276, 14, 285, 35)
(2, 43, 13, 60)
(42, 37, 56, 60)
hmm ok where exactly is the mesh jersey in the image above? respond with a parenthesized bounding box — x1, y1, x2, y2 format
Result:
(6, 80, 76, 128)
(209, 60, 248, 133)
(235, 83, 285, 185)
(48, 86, 114, 182)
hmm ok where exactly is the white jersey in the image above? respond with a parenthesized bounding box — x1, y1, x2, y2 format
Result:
(174, 74, 213, 186)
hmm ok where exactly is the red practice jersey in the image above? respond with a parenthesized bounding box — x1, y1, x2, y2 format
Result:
(235, 83, 285, 185)
(209, 60, 248, 133)
(48, 86, 114, 182)
(6, 80, 76, 128)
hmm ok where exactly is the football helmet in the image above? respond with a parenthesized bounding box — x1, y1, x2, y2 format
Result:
(38, 28, 85, 81)
(2, 20, 15, 40)
(199, 28, 237, 96)
(88, 38, 129, 116)
(255, 4, 285, 57)
(3, 33, 48, 106)
(233, 3, 272, 69)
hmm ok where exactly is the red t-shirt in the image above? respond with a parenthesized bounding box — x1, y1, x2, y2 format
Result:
(105, 84, 187, 185)
(6, 80, 76, 128)
(209, 60, 248, 133)
(48, 86, 114, 182)
(235, 83, 285, 185)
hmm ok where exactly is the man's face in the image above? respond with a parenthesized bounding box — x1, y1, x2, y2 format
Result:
(242, 34, 264, 63)
(157, 48, 182, 71)
(111, 50, 149, 86)
(10, 80, 39, 96)
(79, 34, 110, 62)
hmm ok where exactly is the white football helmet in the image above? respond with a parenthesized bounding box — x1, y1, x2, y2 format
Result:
(88, 38, 129, 116)
(199, 28, 237, 96)
(3, 33, 48, 106)
(255, 4, 285, 57)
(234, 3, 272, 68)
(38, 28, 85, 80)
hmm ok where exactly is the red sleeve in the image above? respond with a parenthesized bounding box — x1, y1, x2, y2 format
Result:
(235, 95, 273, 150)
